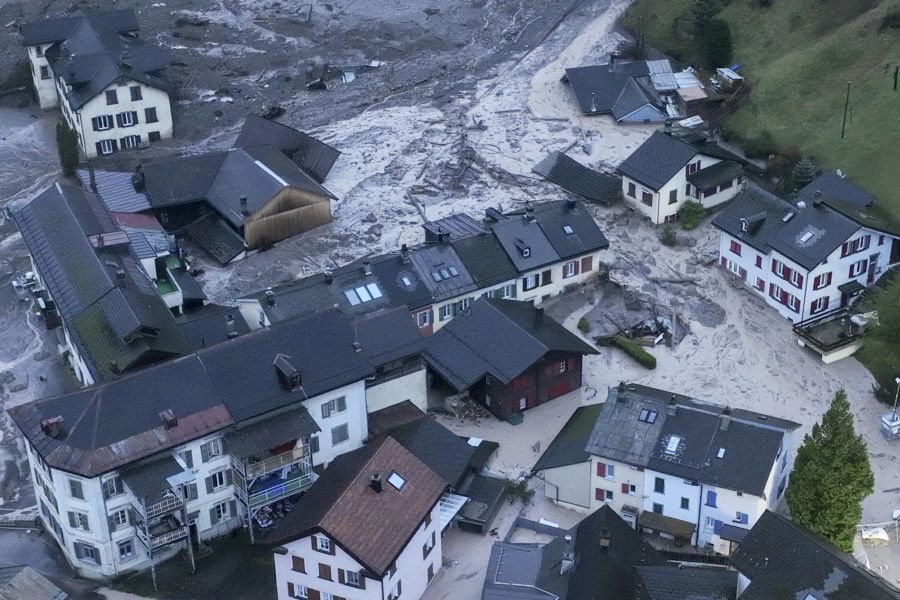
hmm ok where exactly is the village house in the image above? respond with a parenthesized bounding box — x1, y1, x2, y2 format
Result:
(711, 175, 900, 324)
(20, 9, 172, 158)
(8, 304, 430, 580)
(269, 437, 446, 600)
(12, 181, 192, 385)
(424, 298, 597, 420)
(618, 130, 754, 224)
(732, 510, 900, 599)
(481, 505, 737, 600)
(78, 116, 340, 263)
(563, 57, 707, 123)
(533, 384, 800, 552)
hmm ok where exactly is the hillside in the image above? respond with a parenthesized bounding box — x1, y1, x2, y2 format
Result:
(624, 0, 900, 220)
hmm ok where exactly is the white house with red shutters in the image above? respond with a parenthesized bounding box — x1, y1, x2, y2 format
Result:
(618, 130, 753, 225)
(711, 176, 900, 322)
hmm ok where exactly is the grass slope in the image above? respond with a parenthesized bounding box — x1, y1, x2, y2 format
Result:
(624, 0, 900, 220)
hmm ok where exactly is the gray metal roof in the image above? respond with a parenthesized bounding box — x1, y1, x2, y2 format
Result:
(175, 304, 249, 350)
(384, 416, 476, 490)
(423, 214, 486, 241)
(797, 171, 877, 208)
(76, 168, 150, 213)
(121, 455, 184, 504)
(0, 565, 67, 600)
(530, 200, 610, 260)
(532, 152, 621, 205)
(563, 60, 651, 116)
(235, 115, 340, 184)
(618, 131, 699, 190)
(482, 540, 566, 600)
(491, 217, 560, 272)
(224, 407, 319, 459)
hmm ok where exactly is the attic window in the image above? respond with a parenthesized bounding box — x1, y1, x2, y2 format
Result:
(401, 276, 412, 287)
(387, 471, 406, 491)
(563, 225, 574, 235)
(431, 265, 459, 281)
(638, 409, 658, 424)
(665, 435, 681, 455)
(782, 212, 796, 223)
(716, 447, 726, 459)
(799, 231, 813, 243)
(344, 283, 382, 306)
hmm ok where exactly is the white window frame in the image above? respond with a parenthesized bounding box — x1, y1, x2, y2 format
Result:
(725, 259, 741, 276)
(35, 45, 44, 57)
(69, 478, 84, 500)
(96, 115, 112, 131)
(111, 508, 129, 529)
(206, 438, 223, 459)
(790, 269, 802, 287)
(346, 570, 360, 586)
(321, 397, 346, 419)
(70, 510, 90, 531)
(98, 139, 115, 155)
(118, 538, 135, 559)
(438, 304, 452, 321)
(211, 470, 227, 490)
(501, 284, 515, 299)
(292, 584, 309, 599)
(122, 134, 140, 149)
(416, 310, 431, 327)
(518, 397, 527, 410)
(523, 274, 540, 291)
(213, 501, 229, 521)
(849, 258, 867, 277)
(563, 261, 577, 278)
(774, 260, 784, 277)
(316, 535, 331, 552)
(120, 111, 135, 127)
(811, 297, 827, 314)
(604, 464, 615, 480)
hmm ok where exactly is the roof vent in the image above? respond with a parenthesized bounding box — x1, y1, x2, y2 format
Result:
(240, 196, 250, 216)
(796, 200, 807, 209)
(362, 259, 372, 276)
(265, 287, 275, 307)
(667, 395, 677, 415)
(514, 238, 531, 259)
(323, 267, 333, 285)
(40, 416, 64, 439)
(400, 243, 410, 264)
(721, 405, 731, 430)
(370, 472, 383, 493)
(116, 269, 126, 287)
(740, 218, 749, 233)
(159, 409, 178, 429)
(274, 353, 301, 391)
(524, 203, 535, 222)
(225, 313, 238, 338)
(813, 190, 823, 207)
(561, 534, 575, 574)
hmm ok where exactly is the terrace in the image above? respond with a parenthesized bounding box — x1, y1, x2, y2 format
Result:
(793, 308, 868, 364)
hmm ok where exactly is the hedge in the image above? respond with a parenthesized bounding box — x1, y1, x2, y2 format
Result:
(609, 335, 657, 369)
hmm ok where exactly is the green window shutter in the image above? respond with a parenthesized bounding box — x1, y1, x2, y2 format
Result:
(205, 476, 214, 495)
(228, 500, 236, 519)
(200, 442, 210, 463)
(67, 512, 77, 528)
(225, 469, 233, 487)
(209, 507, 218, 526)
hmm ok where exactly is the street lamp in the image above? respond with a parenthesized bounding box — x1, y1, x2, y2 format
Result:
(882, 377, 900, 441)
(893, 376, 900, 421)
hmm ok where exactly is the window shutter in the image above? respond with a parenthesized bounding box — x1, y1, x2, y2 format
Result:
(228, 500, 236, 519)
(107, 515, 115, 532)
(780, 290, 788, 304)
(713, 519, 724, 534)
(310, 436, 319, 454)
(826, 272, 832, 286)
(338, 569, 345, 584)
(738, 267, 747, 281)
(573, 260, 580, 276)
(771, 260, 777, 274)
(209, 507, 218, 526)
(321, 404, 329, 419)
(311, 536, 317, 551)
(720, 257, 727, 268)
(183, 450, 193, 468)
(848, 264, 853, 278)
(292, 555, 305, 572)
(287, 582, 295, 598)
(783, 266, 792, 280)
(567, 357, 575, 370)
(115, 113, 123, 128)
(91, 117, 99, 131)
(95, 142, 103, 156)
(205, 476, 214, 495)
(581, 256, 593, 272)
(73, 542, 83, 559)
(823, 297, 829, 310)
(810, 300, 816, 313)
(358, 573, 366, 590)
(337, 397, 346, 412)
(200, 442, 210, 463)
(309, 590, 321, 600)
(621, 483, 629, 493)
(131, 110, 138, 124)
(755, 256, 762, 268)
(596, 463, 606, 478)
(594, 488, 603, 501)
(68, 511, 77, 528)
(225, 469, 233, 487)
(796, 273, 804, 288)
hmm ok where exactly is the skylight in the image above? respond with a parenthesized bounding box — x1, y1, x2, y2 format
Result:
(782, 212, 796, 223)
(366, 283, 382, 299)
(563, 225, 574, 235)
(638, 409, 658, 424)
(387, 471, 406, 491)
(665, 435, 681, 455)
(716, 447, 726, 459)
(799, 231, 813, 243)
(344, 283, 382, 306)
(449, 266, 459, 276)
(401, 276, 412, 287)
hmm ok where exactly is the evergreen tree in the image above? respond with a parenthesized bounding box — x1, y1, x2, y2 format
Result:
(692, 0, 725, 38)
(701, 19, 733, 68)
(785, 390, 874, 552)
(55, 121, 79, 177)
(791, 157, 818, 192)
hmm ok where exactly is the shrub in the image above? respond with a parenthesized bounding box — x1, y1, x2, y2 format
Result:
(659, 225, 677, 246)
(701, 19, 733, 68)
(504, 479, 535, 504)
(55, 122, 79, 177)
(610, 335, 657, 369)
(577, 317, 591, 333)
(742, 129, 776, 159)
(678, 200, 706, 230)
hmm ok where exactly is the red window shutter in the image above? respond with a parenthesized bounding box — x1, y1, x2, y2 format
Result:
(595, 488, 603, 501)
(823, 296, 829, 310)
(566, 357, 576, 370)
(621, 483, 629, 494)
(848, 264, 854, 278)
(783, 266, 792, 280)
(780, 290, 788, 304)
(826, 272, 832, 286)
(755, 256, 762, 268)
(597, 463, 606, 478)
(581, 256, 593, 272)
(795, 273, 804, 288)
(841, 242, 850, 257)
(721, 257, 728, 268)
(771, 260, 778, 274)
(810, 300, 817, 313)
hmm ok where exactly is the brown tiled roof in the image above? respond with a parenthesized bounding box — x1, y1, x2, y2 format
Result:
(639, 510, 696, 540)
(269, 437, 445, 576)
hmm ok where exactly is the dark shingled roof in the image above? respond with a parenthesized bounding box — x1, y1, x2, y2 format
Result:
(353, 306, 425, 365)
(0, 565, 68, 600)
(266, 437, 445, 576)
(482, 536, 570, 600)
(451, 233, 519, 289)
(9, 308, 373, 476)
(532, 404, 601, 471)
(22, 10, 168, 109)
(586, 384, 799, 496)
(175, 304, 250, 350)
(424, 298, 597, 392)
(797, 171, 900, 236)
(183, 213, 247, 264)
(76, 168, 150, 213)
(423, 213, 486, 241)
(618, 131, 699, 190)
(563, 61, 663, 121)
(532, 152, 621, 205)
(711, 186, 862, 270)
(383, 416, 476, 490)
(635, 565, 737, 600)
(235, 115, 340, 184)
(687, 160, 743, 191)
(529, 200, 610, 260)
(732, 510, 900, 600)
(408, 242, 478, 301)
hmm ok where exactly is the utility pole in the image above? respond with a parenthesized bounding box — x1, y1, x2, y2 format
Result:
(841, 81, 851, 139)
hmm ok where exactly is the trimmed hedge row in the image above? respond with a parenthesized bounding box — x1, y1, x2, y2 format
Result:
(597, 335, 657, 369)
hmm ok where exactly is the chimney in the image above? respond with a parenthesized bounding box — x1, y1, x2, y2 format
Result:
(132, 165, 145, 192)
(159, 409, 178, 429)
(608, 52, 617, 72)
(88, 162, 98, 193)
(362, 259, 372, 276)
(116, 269, 126, 287)
(739, 218, 749, 233)
(561, 534, 575, 574)
(97, 233, 105, 248)
(370, 472, 383, 493)
(599, 528, 611, 552)
(524, 202, 535, 222)
(534, 307, 545, 326)
(813, 190, 823, 207)
(566, 198, 577, 211)
(40, 416, 64, 439)
(324, 267, 333, 284)
(265, 287, 275, 307)
(721, 406, 731, 431)
(667, 395, 677, 415)
(590, 91, 597, 113)
(400, 243, 410, 264)
(225, 313, 238, 338)
(240, 196, 249, 216)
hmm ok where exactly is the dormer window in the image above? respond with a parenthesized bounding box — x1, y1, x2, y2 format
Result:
(563, 225, 574, 235)
(740, 218, 748, 233)
(274, 353, 301, 390)
(522, 247, 531, 258)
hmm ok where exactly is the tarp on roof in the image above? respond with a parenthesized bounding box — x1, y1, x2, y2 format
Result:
(532, 152, 621, 205)
(224, 407, 320, 459)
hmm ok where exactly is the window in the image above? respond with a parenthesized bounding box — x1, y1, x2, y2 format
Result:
(74, 541, 100, 565)
(654, 477, 665, 494)
(685, 183, 692, 197)
(347, 571, 360, 587)
(755, 255, 762, 268)
(665, 435, 681, 454)
(316, 535, 331, 552)
(558, 360, 568, 374)
(40, 65, 50, 80)
(680, 497, 689, 510)
(541, 270, 552, 286)
(68, 511, 89, 531)
(849, 258, 868, 278)
(729, 241, 741, 256)
(668, 189, 678, 205)
(179, 449, 194, 469)
(652, 503, 663, 514)
(810, 296, 829, 314)
(563, 261, 578, 279)
(321, 397, 347, 419)
(522, 273, 540, 291)
(706, 490, 717, 507)
(288, 583, 309, 598)
(130, 86, 142, 101)
(627, 182, 636, 197)
(687, 160, 701, 175)
(344, 283, 383, 306)
(36, 45, 44, 57)
(518, 397, 527, 411)
(438, 304, 452, 321)
(213, 501, 230, 521)
(97, 139, 116, 155)
(621, 483, 637, 495)
(423, 530, 436, 557)
(735, 512, 749, 525)
(416, 310, 431, 328)
(210, 470, 227, 490)
(291, 555, 305, 573)
(106, 89, 118, 105)
(605, 464, 615, 479)
(331, 424, 349, 445)
(388, 471, 406, 491)
(789, 269, 803, 287)
(117, 111, 136, 127)
(110, 509, 129, 529)
(144, 107, 158, 123)
(638, 409, 658, 424)
(121, 134, 141, 149)
(641, 191, 653, 207)
(148, 131, 161, 143)
(69, 479, 84, 500)
(755, 277, 765, 292)
(183, 483, 198, 501)
(813, 272, 832, 289)
(118, 538, 135, 559)
(719, 179, 733, 191)
(703, 187, 716, 198)
(200, 438, 223, 462)
(91, 115, 112, 131)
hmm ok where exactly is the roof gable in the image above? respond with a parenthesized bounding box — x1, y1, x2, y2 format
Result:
(235, 115, 340, 184)
(618, 131, 698, 190)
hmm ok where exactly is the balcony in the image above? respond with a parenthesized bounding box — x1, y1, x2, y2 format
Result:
(144, 493, 184, 519)
(135, 515, 189, 551)
(232, 445, 309, 480)
(237, 468, 318, 509)
(793, 308, 868, 364)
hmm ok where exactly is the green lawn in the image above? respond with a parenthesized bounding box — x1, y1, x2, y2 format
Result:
(624, 0, 900, 222)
